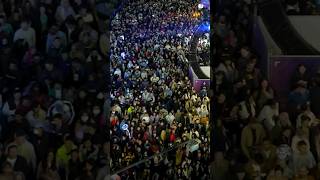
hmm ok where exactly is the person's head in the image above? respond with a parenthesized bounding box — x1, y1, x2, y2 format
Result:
(14, 129, 26, 145)
(273, 165, 284, 177)
(63, 134, 74, 149)
(81, 112, 89, 123)
(13, 89, 21, 100)
(297, 140, 308, 154)
(92, 105, 101, 116)
(1, 162, 13, 174)
(52, 37, 61, 48)
(33, 126, 44, 137)
(70, 149, 79, 161)
(214, 151, 224, 161)
(46, 150, 55, 162)
(298, 64, 306, 74)
(40, 6, 46, 14)
(13, 11, 20, 20)
(49, 24, 59, 34)
(79, 7, 87, 16)
(248, 117, 258, 127)
(301, 115, 311, 128)
(52, 113, 63, 126)
(216, 71, 224, 81)
(20, 19, 30, 30)
(79, 90, 87, 99)
(61, 0, 70, 6)
(9, 62, 17, 71)
(44, 61, 54, 71)
(300, 103, 310, 112)
(84, 159, 94, 171)
(217, 93, 226, 103)
(83, 137, 92, 148)
(260, 79, 269, 89)
(262, 138, 272, 150)
(240, 46, 250, 58)
(7, 145, 18, 159)
(246, 59, 256, 72)
(297, 166, 309, 177)
(219, 15, 226, 24)
(279, 112, 290, 126)
(0, 15, 5, 24)
(266, 99, 277, 109)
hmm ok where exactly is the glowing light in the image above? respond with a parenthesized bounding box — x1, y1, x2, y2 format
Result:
(192, 11, 201, 18)
(198, 4, 204, 9)
(121, 122, 131, 138)
(198, 22, 210, 33)
(201, 0, 210, 9)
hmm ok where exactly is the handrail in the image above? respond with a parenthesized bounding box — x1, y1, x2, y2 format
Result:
(258, 0, 320, 55)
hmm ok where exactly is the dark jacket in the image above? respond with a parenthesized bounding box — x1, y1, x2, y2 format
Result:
(0, 155, 29, 177)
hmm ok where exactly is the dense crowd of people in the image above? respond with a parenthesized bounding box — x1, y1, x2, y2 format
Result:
(213, 0, 320, 179)
(0, 0, 111, 180)
(110, 0, 210, 179)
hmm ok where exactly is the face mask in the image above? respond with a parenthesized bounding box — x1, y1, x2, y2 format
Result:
(55, 89, 62, 99)
(2, 39, 8, 45)
(33, 129, 40, 135)
(73, 73, 79, 81)
(81, 115, 89, 122)
(97, 93, 104, 99)
(93, 109, 100, 115)
(79, 92, 86, 99)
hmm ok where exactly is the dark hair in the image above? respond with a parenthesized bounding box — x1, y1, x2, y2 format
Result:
(53, 113, 63, 120)
(15, 129, 26, 137)
(7, 145, 18, 151)
(301, 115, 311, 123)
(1, 161, 12, 171)
(64, 134, 73, 142)
(265, 99, 277, 106)
(42, 150, 57, 171)
(297, 140, 307, 147)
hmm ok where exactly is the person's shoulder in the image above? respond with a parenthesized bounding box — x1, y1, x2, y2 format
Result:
(16, 155, 28, 162)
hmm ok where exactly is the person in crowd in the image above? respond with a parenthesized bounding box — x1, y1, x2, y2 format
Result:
(292, 140, 316, 174)
(13, 19, 36, 48)
(0, 145, 29, 178)
(241, 117, 266, 159)
(0, 0, 109, 179)
(0, 161, 25, 180)
(36, 150, 60, 180)
(6, 130, 36, 174)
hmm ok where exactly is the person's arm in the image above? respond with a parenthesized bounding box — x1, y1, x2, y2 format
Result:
(46, 35, 51, 53)
(31, 28, 36, 47)
(257, 107, 266, 123)
(308, 152, 316, 169)
(55, 7, 61, 22)
(36, 162, 42, 179)
(241, 129, 250, 159)
(30, 144, 37, 172)
(13, 30, 19, 42)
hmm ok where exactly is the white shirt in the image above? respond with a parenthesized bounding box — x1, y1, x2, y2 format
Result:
(257, 105, 279, 131)
(6, 157, 17, 168)
(14, 28, 36, 47)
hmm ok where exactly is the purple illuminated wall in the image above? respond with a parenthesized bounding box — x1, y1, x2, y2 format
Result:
(270, 56, 320, 108)
(194, 79, 210, 92)
(189, 67, 210, 92)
